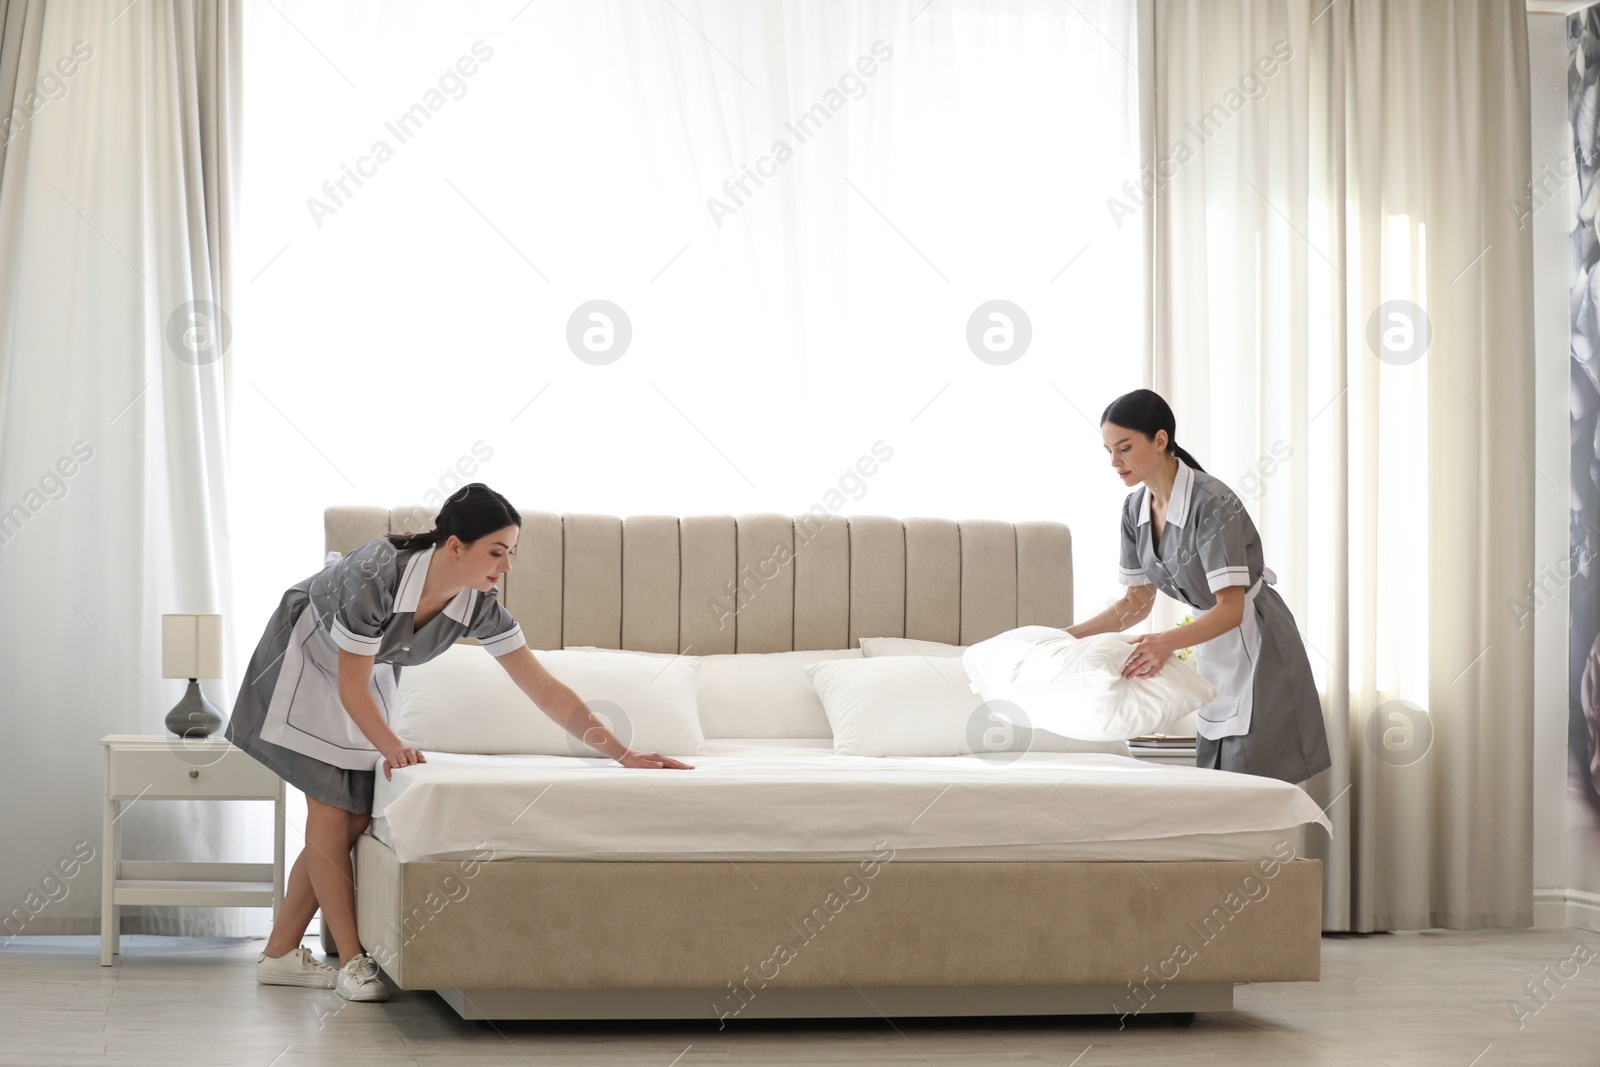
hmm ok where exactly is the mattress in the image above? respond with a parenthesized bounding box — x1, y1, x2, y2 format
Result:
(370, 739, 1332, 863)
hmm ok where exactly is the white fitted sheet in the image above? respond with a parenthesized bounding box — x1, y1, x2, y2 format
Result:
(369, 739, 1331, 863)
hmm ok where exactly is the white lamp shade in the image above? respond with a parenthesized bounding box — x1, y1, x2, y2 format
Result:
(162, 614, 223, 679)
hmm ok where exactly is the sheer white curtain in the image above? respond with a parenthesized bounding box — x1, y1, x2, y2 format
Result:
(0, 0, 251, 936)
(1152, 0, 1535, 929)
(235, 2, 1147, 718)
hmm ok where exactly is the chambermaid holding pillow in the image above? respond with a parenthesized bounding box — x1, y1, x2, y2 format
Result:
(1061, 390, 1332, 785)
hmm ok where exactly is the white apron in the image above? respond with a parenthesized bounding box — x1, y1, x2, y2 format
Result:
(1191, 567, 1276, 741)
(254, 553, 399, 771)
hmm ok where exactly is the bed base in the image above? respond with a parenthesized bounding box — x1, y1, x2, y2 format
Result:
(352, 835, 1319, 1022)
(437, 982, 1232, 1021)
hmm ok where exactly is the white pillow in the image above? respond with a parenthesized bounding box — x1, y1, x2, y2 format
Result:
(698, 649, 862, 738)
(858, 636, 965, 658)
(806, 657, 978, 756)
(856, 635, 1126, 755)
(962, 626, 1219, 742)
(803, 657, 1130, 758)
(396, 644, 705, 756)
(566, 646, 861, 738)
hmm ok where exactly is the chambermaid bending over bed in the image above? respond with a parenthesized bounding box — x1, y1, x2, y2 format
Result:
(325, 503, 1330, 1022)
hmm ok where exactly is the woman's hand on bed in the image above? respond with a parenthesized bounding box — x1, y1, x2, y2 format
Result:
(1121, 632, 1174, 679)
(617, 749, 695, 770)
(382, 746, 428, 780)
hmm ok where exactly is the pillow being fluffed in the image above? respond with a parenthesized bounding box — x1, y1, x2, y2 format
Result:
(805, 656, 1130, 758)
(962, 626, 1219, 741)
(396, 644, 705, 756)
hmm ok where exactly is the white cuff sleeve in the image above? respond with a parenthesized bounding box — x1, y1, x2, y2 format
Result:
(331, 616, 383, 655)
(479, 623, 526, 657)
(1206, 566, 1251, 592)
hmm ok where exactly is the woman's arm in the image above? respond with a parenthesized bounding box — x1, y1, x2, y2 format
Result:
(1121, 586, 1246, 678)
(1172, 587, 1245, 645)
(1066, 584, 1156, 638)
(337, 650, 419, 779)
(494, 646, 694, 769)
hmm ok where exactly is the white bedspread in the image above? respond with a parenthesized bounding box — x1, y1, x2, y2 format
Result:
(369, 739, 1332, 863)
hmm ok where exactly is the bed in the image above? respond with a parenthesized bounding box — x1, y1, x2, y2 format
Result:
(323, 505, 1328, 1021)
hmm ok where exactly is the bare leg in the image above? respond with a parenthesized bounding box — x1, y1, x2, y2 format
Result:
(263, 804, 374, 960)
(262, 849, 318, 958)
(313, 813, 374, 960)
(301, 795, 364, 962)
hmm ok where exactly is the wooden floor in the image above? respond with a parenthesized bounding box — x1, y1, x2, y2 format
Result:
(2, 929, 1597, 1065)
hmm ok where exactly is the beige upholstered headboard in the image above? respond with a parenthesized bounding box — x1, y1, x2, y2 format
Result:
(324, 507, 1073, 654)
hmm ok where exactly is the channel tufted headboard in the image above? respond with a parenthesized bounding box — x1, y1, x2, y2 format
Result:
(324, 507, 1073, 654)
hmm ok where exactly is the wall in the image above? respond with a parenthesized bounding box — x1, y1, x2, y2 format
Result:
(1529, 11, 1574, 929)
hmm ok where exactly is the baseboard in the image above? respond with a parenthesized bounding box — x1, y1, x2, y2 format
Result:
(1566, 889, 1600, 933)
(1534, 887, 1600, 933)
(1535, 888, 1570, 928)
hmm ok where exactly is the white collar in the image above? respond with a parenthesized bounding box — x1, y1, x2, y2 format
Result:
(1137, 458, 1196, 529)
(394, 543, 477, 623)
(394, 544, 433, 613)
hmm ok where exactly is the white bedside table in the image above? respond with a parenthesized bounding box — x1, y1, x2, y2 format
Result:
(99, 735, 286, 966)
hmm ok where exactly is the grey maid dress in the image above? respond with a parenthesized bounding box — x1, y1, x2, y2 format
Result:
(226, 537, 527, 813)
(1118, 459, 1331, 785)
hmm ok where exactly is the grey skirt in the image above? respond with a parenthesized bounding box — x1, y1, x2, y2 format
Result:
(224, 588, 378, 815)
(1195, 713, 1332, 787)
(1194, 588, 1332, 787)
(1195, 702, 1332, 787)
(225, 728, 377, 815)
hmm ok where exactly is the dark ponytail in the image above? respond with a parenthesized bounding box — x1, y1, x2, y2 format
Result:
(386, 483, 522, 552)
(1099, 388, 1205, 472)
(1167, 441, 1205, 472)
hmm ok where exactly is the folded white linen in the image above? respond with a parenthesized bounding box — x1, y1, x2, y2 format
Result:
(962, 626, 1219, 741)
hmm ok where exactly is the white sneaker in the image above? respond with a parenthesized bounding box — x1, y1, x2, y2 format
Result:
(335, 952, 390, 1002)
(256, 944, 336, 988)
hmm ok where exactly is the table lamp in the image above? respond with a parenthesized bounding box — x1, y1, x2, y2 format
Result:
(163, 613, 224, 738)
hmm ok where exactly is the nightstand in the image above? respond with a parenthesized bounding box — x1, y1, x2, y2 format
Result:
(99, 735, 286, 965)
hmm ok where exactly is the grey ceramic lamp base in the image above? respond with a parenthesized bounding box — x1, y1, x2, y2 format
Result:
(166, 678, 224, 738)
